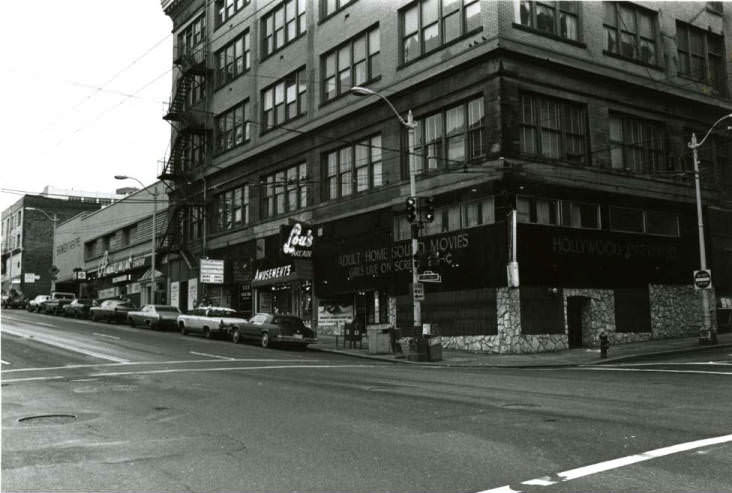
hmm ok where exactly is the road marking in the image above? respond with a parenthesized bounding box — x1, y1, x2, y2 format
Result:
(2, 376, 65, 383)
(1, 360, 10, 365)
(2, 358, 325, 373)
(1, 326, 129, 363)
(90, 364, 380, 377)
(577, 367, 732, 376)
(189, 351, 235, 360)
(476, 433, 732, 493)
(93, 332, 121, 340)
(33, 321, 57, 328)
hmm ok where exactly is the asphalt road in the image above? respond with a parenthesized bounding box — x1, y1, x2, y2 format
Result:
(2, 310, 731, 493)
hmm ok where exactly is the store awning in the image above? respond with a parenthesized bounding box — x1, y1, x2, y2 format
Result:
(250, 261, 311, 288)
(138, 269, 164, 283)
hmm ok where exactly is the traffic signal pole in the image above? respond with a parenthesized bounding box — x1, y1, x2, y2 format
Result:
(406, 110, 421, 335)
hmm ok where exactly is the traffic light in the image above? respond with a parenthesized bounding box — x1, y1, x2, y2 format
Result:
(424, 197, 435, 223)
(406, 196, 417, 223)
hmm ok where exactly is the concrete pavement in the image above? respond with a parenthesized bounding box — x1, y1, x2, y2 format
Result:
(309, 331, 732, 367)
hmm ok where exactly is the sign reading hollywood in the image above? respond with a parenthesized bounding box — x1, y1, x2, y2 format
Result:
(282, 222, 313, 258)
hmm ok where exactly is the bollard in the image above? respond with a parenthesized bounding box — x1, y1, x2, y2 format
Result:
(599, 331, 609, 359)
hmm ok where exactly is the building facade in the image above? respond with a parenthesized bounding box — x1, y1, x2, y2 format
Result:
(160, 0, 732, 352)
(1, 195, 104, 300)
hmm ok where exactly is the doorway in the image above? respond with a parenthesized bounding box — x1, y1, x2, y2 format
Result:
(567, 296, 590, 348)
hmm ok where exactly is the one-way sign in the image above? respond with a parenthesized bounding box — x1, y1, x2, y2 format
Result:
(418, 271, 442, 283)
(693, 269, 712, 290)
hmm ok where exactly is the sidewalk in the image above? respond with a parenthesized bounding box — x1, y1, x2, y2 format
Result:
(309, 331, 732, 368)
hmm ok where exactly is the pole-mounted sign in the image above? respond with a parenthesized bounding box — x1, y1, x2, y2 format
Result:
(693, 269, 712, 290)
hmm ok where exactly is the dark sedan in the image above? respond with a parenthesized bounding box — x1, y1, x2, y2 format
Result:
(229, 313, 317, 348)
(90, 299, 137, 323)
(63, 298, 95, 319)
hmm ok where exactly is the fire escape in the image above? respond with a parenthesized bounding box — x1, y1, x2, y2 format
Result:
(158, 37, 212, 269)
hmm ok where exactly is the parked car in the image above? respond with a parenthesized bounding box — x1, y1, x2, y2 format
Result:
(177, 306, 249, 339)
(39, 292, 76, 315)
(90, 299, 137, 323)
(27, 295, 51, 312)
(2, 294, 26, 309)
(230, 313, 317, 348)
(127, 304, 181, 330)
(63, 298, 95, 318)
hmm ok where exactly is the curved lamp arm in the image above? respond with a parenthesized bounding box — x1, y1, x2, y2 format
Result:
(690, 113, 732, 149)
(350, 86, 416, 129)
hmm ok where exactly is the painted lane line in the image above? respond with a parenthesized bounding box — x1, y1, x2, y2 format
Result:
(2, 376, 65, 384)
(1, 326, 129, 363)
(2, 358, 323, 373)
(577, 367, 732, 376)
(93, 333, 121, 340)
(1, 360, 10, 365)
(476, 433, 732, 493)
(90, 364, 380, 377)
(189, 351, 235, 360)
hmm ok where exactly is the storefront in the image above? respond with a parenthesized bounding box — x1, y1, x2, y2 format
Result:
(86, 253, 164, 305)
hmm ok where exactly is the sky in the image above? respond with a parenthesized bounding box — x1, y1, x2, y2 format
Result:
(0, 1, 173, 211)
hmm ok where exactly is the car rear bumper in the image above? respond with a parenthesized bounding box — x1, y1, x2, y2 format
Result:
(275, 335, 318, 345)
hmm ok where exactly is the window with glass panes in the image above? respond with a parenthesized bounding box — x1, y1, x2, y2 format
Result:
(187, 206, 204, 240)
(182, 134, 206, 171)
(177, 14, 206, 59)
(322, 0, 356, 18)
(323, 135, 382, 200)
(216, 0, 250, 28)
(401, 0, 481, 64)
(414, 97, 485, 172)
(695, 132, 731, 190)
(322, 26, 380, 102)
(262, 68, 307, 130)
(215, 185, 250, 232)
(182, 75, 206, 108)
(215, 31, 250, 88)
(215, 101, 250, 152)
(262, 0, 307, 57)
(519, 94, 587, 163)
(608, 114, 665, 173)
(518, 1, 579, 41)
(676, 22, 725, 92)
(560, 201, 600, 229)
(264, 163, 308, 217)
(516, 196, 560, 225)
(603, 2, 657, 65)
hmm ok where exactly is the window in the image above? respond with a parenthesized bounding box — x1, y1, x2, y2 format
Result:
(215, 100, 250, 153)
(560, 201, 600, 229)
(518, 1, 579, 41)
(215, 185, 250, 232)
(187, 207, 204, 240)
(264, 163, 308, 217)
(609, 206, 644, 233)
(215, 31, 251, 88)
(394, 197, 494, 239)
(401, 0, 481, 64)
(677, 22, 725, 92)
(414, 96, 485, 172)
(608, 114, 665, 173)
(262, 68, 307, 131)
(177, 14, 206, 59)
(184, 75, 206, 108)
(182, 133, 207, 171)
(262, 0, 307, 57)
(461, 197, 495, 228)
(322, 0, 356, 18)
(609, 205, 679, 237)
(516, 197, 560, 225)
(322, 26, 380, 102)
(519, 94, 587, 164)
(216, 0, 250, 28)
(604, 2, 657, 65)
(645, 210, 678, 237)
(323, 135, 383, 200)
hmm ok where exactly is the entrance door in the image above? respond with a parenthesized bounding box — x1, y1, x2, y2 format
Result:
(566, 296, 586, 348)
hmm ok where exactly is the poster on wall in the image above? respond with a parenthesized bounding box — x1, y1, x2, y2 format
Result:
(317, 301, 354, 335)
(170, 281, 180, 309)
(187, 278, 197, 311)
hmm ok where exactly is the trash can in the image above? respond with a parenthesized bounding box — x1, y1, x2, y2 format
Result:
(367, 327, 393, 354)
(426, 336, 442, 362)
(406, 336, 429, 362)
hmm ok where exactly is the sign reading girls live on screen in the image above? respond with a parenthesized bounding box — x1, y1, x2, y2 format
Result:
(281, 221, 314, 258)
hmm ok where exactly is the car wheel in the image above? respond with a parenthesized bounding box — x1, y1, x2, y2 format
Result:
(180, 323, 187, 336)
(203, 327, 211, 339)
(260, 332, 270, 349)
(129, 318, 136, 328)
(231, 329, 241, 344)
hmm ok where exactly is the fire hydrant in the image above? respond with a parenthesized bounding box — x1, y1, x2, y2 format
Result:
(599, 331, 609, 359)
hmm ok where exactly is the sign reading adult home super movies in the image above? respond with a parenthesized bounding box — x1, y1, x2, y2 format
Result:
(200, 259, 225, 284)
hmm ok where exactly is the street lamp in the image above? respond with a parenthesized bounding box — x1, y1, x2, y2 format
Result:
(115, 175, 158, 304)
(350, 86, 422, 335)
(24, 207, 58, 290)
(688, 113, 732, 345)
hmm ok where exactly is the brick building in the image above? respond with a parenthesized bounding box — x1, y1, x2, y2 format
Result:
(159, 0, 731, 352)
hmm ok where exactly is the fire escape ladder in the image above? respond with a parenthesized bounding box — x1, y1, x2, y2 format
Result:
(163, 75, 193, 123)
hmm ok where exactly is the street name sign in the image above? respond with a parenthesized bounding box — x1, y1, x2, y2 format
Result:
(693, 269, 712, 290)
(418, 271, 442, 283)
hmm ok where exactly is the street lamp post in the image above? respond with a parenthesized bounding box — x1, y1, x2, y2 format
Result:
(115, 176, 158, 304)
(350, 86, 422, 334)
(688, 113, 732, 345)
(25, 207, 57, 291)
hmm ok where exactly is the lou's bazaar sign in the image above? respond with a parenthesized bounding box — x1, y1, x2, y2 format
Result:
(282, 222, 313, 258)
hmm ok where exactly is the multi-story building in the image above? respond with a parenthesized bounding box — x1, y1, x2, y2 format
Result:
(1, 195, 105, 300)
(54, 182, 170, 306)
(160, 0, 731, 352)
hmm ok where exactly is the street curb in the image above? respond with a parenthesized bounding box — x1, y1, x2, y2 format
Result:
(310, 342, 732, 369)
